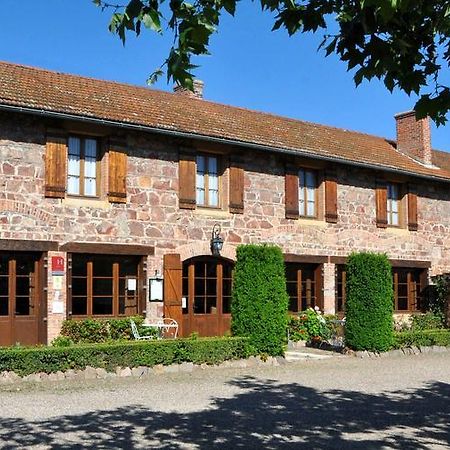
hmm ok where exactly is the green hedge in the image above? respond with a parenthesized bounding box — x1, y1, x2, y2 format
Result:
(0, 337, 252, 377)
(60, 316, 148, 343)
(394, 329, 450, 348)
(231, 244, 289, 356)
(345, 252, 394, 351)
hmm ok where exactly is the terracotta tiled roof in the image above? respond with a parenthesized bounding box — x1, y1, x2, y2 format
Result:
(0, 61, 449, 180)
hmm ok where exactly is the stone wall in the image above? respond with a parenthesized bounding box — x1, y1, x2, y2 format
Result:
(1, 111, 450, 339)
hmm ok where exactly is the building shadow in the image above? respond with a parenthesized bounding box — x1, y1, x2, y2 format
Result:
(1, 377, 449, 449)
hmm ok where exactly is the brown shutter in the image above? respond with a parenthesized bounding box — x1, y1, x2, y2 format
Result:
(163, 254, 183, 336)
(325, 169, 338, 223)
(179, 152, 196, 209)
(45, 134, 67, 198)
(376, 180, 388, 228)
(108, 145, 127, 203)
(285, 166, 299, 219)
(407, 184, 418, 231)
(229, 157, 244, 214)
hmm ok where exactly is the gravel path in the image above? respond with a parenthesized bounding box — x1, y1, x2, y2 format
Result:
(1, 353, 450, 449)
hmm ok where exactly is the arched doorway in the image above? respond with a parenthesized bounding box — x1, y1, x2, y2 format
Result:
(182, 256, 234, 337)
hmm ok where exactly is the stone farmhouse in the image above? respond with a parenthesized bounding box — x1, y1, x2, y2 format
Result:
(0, 61, 449, 346)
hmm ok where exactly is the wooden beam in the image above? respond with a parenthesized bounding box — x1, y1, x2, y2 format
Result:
(284, 254, 328, 264)
(0, 239, 58, 252)
(60, 242, 155, 256)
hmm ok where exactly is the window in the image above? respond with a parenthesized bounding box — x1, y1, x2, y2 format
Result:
(196, 155, 219, 207)
(69, 254, 142, 317)
(67, 136, 99, 196)
(336, 265, 427, 313)
(387, 183, 400, 226)
(393, 268, 426, 312)
(299, 169, 317, 217)
(285, 263, 322, 312)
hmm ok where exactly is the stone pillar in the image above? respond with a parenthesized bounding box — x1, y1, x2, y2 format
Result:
(322, 262, 336, 315)
(46, 251, 67, 344)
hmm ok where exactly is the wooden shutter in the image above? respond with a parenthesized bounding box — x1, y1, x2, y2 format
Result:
(45, 134, 67, 198)
(108, 147, 127, 203)
(376, 180, 388, 228)
(285, 167, 299, 219)
(229, 157, 244, 214)
(407, 184, 418, 231)
(163, 254, 183, 336)
(324, 169, 338, 223)
(179, 153, 196, 209)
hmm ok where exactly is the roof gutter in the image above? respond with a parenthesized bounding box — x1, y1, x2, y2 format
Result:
(1, 103, 448, 183)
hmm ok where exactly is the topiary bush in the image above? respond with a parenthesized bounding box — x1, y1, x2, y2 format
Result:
(231, 244, 289, 356)
(345, 252, 394, 351)
(0, 337, 253, 376)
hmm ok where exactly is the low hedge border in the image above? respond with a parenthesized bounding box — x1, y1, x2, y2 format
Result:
(394, 329, 450, 348)
(0, 337, 252, 377)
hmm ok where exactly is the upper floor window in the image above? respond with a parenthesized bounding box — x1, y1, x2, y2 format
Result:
(67, 136, 99, 197)
(196, 155, 219, 207)
(387, 183, 400, 226)
(299, 169, 316, 217)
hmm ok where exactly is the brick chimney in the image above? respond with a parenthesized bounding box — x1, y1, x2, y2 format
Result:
(395, 110, 432, 165)
(173, 79, 204, 99)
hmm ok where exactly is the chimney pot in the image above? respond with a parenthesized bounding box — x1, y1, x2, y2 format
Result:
(395, 110, 432, 165)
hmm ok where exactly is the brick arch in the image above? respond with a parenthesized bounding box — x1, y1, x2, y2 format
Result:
(0, 199, 56, 227)
(178, 241, 236, 262)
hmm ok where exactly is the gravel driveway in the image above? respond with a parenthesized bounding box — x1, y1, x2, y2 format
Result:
(1, 352, 450, 449)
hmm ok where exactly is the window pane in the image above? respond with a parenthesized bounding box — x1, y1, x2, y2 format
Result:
(209, 189, 219, 206)
(67, 176, 80, 195)
(298, 170, 305, 187)
(391, 212, 399, 226)
(222, 296, 231, 314)
(307, 200, 315, 216)
(194, 297, 205, 314)
(206, 297, 217, 313)
(84, 139, 97, 158)
(208, 157, 218, 175)
(391, 200, 398, 213)
(92, 297, 113, 315)
(209, 173, 218, 190)
(196, 156, 205, 173)
(15, 297, 31, 316)
(72, 277, 87, 296)
(72, 297, 87, 315)
(196, 188, 205, 205)
(93, 278, 113, 296)
(195, 278, 205, 296)
(0, 297, 8, 316)
(84, 157, 96, 178)
(397, 297, 408, 310)
(68, 137, 81, 157)
(306, 171, 315, 188)
(0, 276, 8, 296)
(84, 177, 96, 196)
(68, 155, 80, 176)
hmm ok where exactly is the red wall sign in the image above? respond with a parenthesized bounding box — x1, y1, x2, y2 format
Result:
(52, 256, 65, 274)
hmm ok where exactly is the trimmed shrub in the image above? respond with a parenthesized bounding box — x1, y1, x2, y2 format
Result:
(60, 316, 147, 343)
(0, 337, 252, 377)
(411, 312, 445, 331)
(231, 244, 289, 356)
(394, 329, 450, 348)
(345, 252, 394, 351)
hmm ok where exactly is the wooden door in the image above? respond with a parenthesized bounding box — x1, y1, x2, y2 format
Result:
(0, 252, 44, 346)
(181, 257, 234, 337)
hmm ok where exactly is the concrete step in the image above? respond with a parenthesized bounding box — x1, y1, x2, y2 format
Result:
(284, 350, 333, 361)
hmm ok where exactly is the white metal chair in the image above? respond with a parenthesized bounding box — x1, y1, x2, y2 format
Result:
(130, 319, 154, 341)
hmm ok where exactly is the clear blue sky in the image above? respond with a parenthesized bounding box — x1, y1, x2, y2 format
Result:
(1, 0, 448, 150)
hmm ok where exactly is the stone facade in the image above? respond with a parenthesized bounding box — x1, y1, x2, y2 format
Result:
(0, 111, 449, 342)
